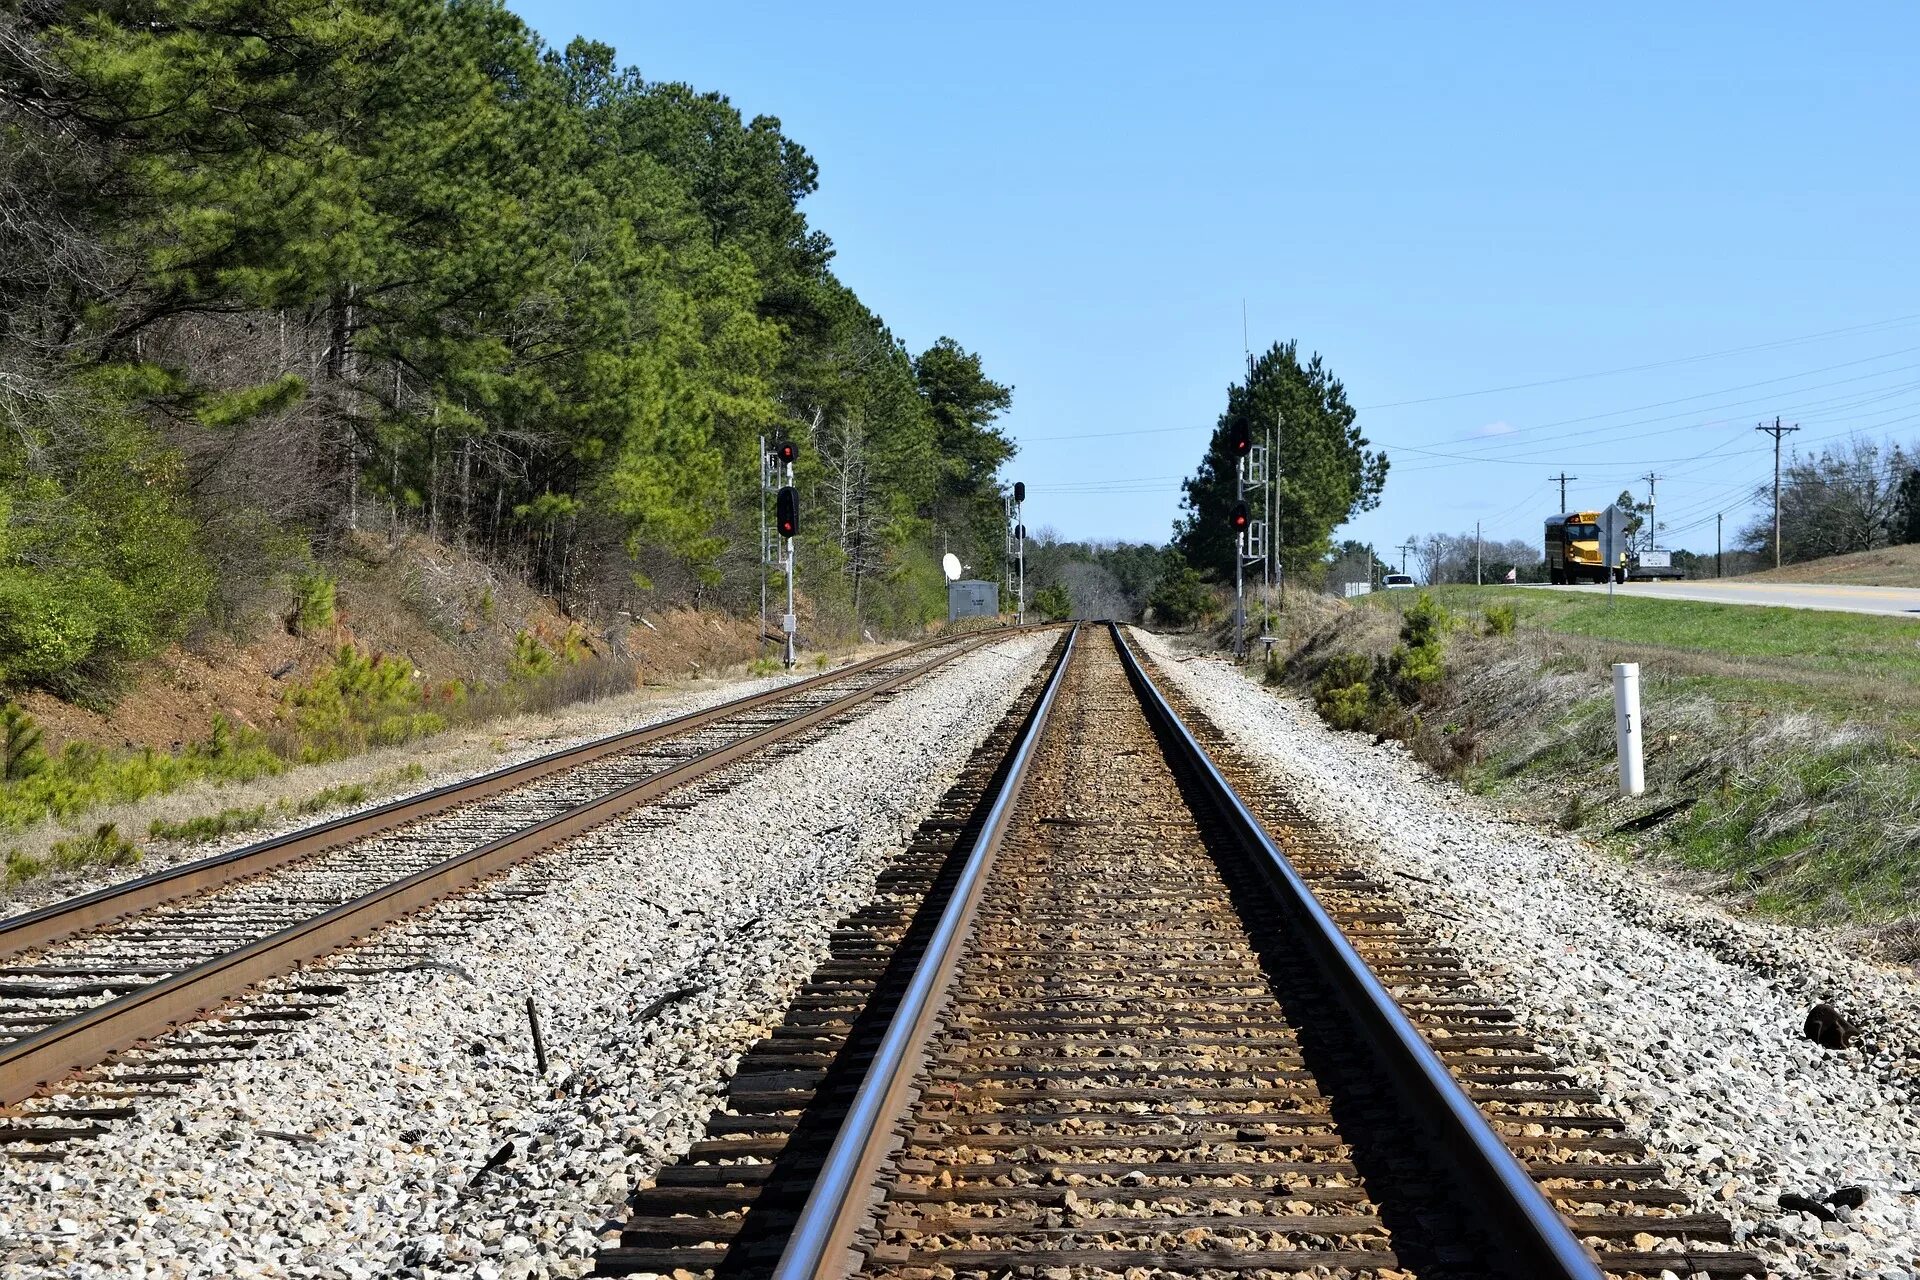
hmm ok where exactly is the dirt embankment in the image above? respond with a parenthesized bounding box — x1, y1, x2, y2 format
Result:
(1740, 543, 1920, 586)
(15, 533, 777, 756)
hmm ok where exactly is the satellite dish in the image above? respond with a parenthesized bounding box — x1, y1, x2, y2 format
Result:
(941, 552, 963, 582)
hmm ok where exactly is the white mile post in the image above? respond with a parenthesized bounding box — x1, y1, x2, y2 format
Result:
(1612, 663, 1644, 796)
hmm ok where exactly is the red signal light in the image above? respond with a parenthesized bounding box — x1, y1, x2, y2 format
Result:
(1229, 423, 1252, 456)
(776, 486, 798, 538)
(775, 441, 798, 465)
(1230, 502, 1250, 532)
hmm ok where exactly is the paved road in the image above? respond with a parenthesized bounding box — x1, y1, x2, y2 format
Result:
(1523, 580, 1920, 617)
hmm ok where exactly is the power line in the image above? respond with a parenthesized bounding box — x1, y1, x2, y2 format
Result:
(1358, 314, 1920, 410)
(1383, 358, 1920, 465)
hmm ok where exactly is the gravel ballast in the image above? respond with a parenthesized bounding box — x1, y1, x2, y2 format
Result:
(0, 631, 1055, 1279)
(1134, 627, 1920, 1280)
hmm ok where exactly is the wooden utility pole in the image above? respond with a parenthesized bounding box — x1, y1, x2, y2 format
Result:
(1398, 537, 1418, 577)
(1475, 521, 1482, 585)
(1551, 472, 1578, 511)
(1716, 512, 1723, 579)
(1756, 417, 1800, 568)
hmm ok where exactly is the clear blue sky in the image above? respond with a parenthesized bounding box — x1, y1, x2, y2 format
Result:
(512, 1, 1920, 561)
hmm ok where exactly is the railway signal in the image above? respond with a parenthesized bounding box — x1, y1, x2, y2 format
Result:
(1229, 420, 1252, 457)
(1230, 502, 1249, 533)
(1009, 481, 1027, 624)
(773, 440, 800, 669)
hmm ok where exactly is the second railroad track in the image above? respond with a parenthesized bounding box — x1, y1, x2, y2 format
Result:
(0, 627, 1041, 1122)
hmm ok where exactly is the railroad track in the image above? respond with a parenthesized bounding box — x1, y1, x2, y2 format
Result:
(0, 627, 1039, 1132)
(599, 624, 1765, 1280)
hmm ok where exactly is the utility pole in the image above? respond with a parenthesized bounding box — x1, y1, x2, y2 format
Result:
(1716, 512, 1723, 579)
(1398, 537, 1418, 577)
(1263, 416, 1275, 600)
(1756, 417, 1800, 569)
(1475, 521, 1482, 586)
(1272, 410, 1283, 611)
(1639, 472, 1662, 552)
(1551, 472, 1578, 511)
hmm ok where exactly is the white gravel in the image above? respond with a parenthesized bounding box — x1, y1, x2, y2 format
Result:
(1134, 627, 1920, 1280)
(0, 632, 1054, 1280)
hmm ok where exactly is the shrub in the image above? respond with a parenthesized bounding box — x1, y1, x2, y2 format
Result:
(2, 702, 46, 782)
(48, 822, 139, 871)
(290, 570, 337, 635)
(281, 647, 445, 757)
(0, 703, 281, 833)
(0, 401, 211, 703)
(1483, 602, 1516, 636)
(1147, 563, 1215, 627)
(510, 630, 555, 680)
(1312, 652, 1378, 731)
(1032, 584, 1072, 622)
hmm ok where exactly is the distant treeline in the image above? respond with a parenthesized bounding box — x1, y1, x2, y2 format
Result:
(0, 0, 1016, 700)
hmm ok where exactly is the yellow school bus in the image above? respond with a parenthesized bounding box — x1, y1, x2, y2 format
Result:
(1544, 512, 1625, 584)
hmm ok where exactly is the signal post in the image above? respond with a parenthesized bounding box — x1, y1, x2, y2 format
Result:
(1228, 418, 1265, 659)
(774, 440, 799, 669)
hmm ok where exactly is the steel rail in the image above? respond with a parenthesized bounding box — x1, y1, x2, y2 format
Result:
(770, 625, 1080, 1280)
(0, 627, 1043, 1107)
(0, 630, 1018, 962)
(1110, 623, 1605, 1280)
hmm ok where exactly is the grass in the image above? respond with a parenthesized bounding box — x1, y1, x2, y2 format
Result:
(1362, 585, 1920, 723)
(1268, 588, 1920, 948)
(147, 768, 424, 844)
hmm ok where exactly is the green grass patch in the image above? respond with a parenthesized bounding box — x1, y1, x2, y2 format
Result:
(147, 766, 424, 845)
(0, 707, 283, 833)
(1368, 586, 1920, 676)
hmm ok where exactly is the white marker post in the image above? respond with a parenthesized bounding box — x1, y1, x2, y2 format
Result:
(1612, 662, 1644, 796)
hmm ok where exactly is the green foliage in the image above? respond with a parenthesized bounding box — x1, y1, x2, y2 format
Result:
(1175, 341, 1388, 578)
(4, 0, 1018, 683)
(48, 823, 141, 872)
(281, 647, 445, 755)
(511, 631, 556, 681)
(2, 703, 46, 782)
(291, 571, 338, 635)
(1146, 563, 1216, 627)
(1031, 584, 1072, 622)
(0, 402, 211, 702)
(0, 706, 282, 834)
(1483, 602, 1517, 636)
(150, 805, 269, 844)
(1307, 593, 1451, 736)
(148, 778, 385, 844)
(1312, 652, 1379, 731)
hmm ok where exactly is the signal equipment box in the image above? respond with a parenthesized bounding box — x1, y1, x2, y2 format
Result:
(947, 580, 1000, 621)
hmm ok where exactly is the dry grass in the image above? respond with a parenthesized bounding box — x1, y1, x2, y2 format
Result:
(1739, 543, 1920, 586)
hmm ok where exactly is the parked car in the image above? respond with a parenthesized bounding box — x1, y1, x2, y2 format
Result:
(1382, 573, 1416, 590)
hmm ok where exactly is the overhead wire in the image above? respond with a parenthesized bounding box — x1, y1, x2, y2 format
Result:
(1356, 314, 1920, 410)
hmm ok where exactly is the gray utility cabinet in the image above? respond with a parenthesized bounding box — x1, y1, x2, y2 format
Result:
(947, 579, 999, 621)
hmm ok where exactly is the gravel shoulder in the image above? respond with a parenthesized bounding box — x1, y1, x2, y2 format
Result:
(0, 632, 1054, 1280)
(1133, 627, 1920, 1280)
